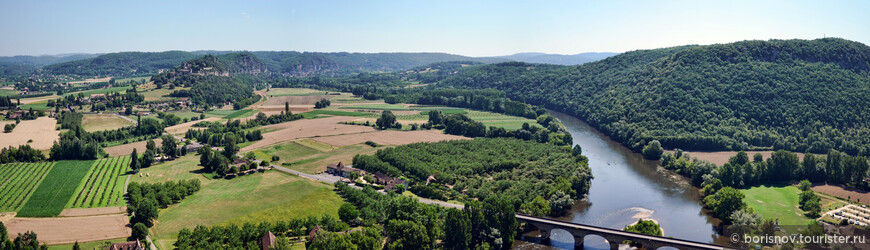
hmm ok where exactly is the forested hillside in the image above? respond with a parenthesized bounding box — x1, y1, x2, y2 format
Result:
(42, 51, 200, 76)
(497, 52, 617, 65)
(251, 51, 508, 77)
(442, 38, 870, 155)
(0, 54, 99, 66)
(28, 51, 508, 78)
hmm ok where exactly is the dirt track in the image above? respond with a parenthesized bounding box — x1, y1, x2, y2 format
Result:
(0, 117, 60, 150)
(5, 214, 130, 245)
(59, 206, 127, 217)
(313, 130, 469, 146)
(241, 116, 375, 152)
(164, 117, 220, 135)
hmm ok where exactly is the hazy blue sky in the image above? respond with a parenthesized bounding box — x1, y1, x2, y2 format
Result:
(1, 0, 868, 57)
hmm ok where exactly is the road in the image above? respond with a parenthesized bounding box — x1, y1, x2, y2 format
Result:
(239, 153, 463, 209)
(113, 113, 138, 124)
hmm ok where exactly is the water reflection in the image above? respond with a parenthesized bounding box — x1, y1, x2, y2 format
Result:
(513, 111, 722, 249)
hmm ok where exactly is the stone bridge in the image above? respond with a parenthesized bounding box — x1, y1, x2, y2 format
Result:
(516, 214, 729, 250)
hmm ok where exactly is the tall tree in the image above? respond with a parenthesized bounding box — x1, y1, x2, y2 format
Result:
(443, 208, 471, 250)
(130, 148, 140, 173)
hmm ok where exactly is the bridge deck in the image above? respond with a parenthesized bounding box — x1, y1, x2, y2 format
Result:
(516, 214, 727, 250)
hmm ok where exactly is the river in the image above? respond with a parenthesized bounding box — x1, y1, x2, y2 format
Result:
(514, 111, 724, 249)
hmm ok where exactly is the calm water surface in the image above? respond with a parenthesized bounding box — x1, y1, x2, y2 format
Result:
(514, 111, 725, 249)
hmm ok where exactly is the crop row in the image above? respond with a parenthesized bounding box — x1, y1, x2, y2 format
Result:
(0, 162, 53, 212)
(17, 160, 95, 217)
(71, 156, 130, 208)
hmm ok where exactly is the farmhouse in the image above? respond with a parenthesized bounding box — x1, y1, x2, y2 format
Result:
(385, 178, 408, 192)
(108, 241, 144, 250)
(372, 172, 392, 185)
(326, 162, 366, 177)
(184, 142, 204, 153)
(259, 231, 276, 250)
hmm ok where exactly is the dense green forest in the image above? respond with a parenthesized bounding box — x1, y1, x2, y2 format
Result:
(252, 51, 506, 77)
(440, 38, 870, 156)
(352, 138, 591, 215)
(4, 51, 506, 78)
(43, 51, 201, 76)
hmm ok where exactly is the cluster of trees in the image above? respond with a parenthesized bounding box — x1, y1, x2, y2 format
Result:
(656, 146, 870, 222)
(623, 219, 663, 237)
(127, 180, 200, 240)
(184, 119, 263, 147)
(3, 122, 15, 133)
(798, 180, 822, 218)
(197, 142, 239, 177)
(0, 96, 16, 108)
(49, 113, 164, 160)
(334, 182, 518, 250)
(4, 108, 42, 120)
(314, 98, 331, 109)
(383, 88, 541, 119)
(174, 215, 354, 249)
(440, 38, 870, 156)
(375, 111, 401, 129)
(232, 94, 261, 110)
(0, 145, 46, 163)
(352, 138, 591, 216)
(0, 222, 47, 250)
(425, 111, 573, 146)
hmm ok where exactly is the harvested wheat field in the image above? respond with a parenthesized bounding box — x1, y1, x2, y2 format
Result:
(104, 138, 163, 157)
(18, 95, 60, 104)
(812, 184, 870, 205)
(5, 214, 130, 245)
(241, 116, 376, 151)
(67, 77, 112, 84)
(314, 130, 469, 147)
(264, 94, 335, 106)
(81, 114, 135, 132)
(664, 150, 808, 166)
(0, 117, 60, 150)
(59, 206, 127, 217)
(164, 117, 220, 134)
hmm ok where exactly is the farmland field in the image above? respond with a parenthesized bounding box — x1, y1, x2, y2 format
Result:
(0, 162, 54, 212)
(0, 117, 61, 150)
(133, 154, 344, 249)
(742, 185, 844, 225)
(17, 160, 95, 217)
(81, 114, 135, 132)
(67, 157, 130, 208)
(299, 110, 373, 119)
(267, 88, 327, 96)
(0, 88, 19, 96)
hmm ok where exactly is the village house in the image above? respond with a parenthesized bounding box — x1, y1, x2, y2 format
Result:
(385, 178, 408, 192)
(326, 162, 366, 177)
(108, 241, 144, 250)
(259, 231, 276, 250)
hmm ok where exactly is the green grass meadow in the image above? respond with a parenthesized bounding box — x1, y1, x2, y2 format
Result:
(741, 185, 843, 225)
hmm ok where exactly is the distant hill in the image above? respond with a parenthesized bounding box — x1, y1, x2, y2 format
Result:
(251, 51, 508, 77)
(443, 38, 870, 155)
(27, 51, 509, 78)
(41, 51, 201, 77)
(498, 52, 617, 65)
(0, 53, 100, 67)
